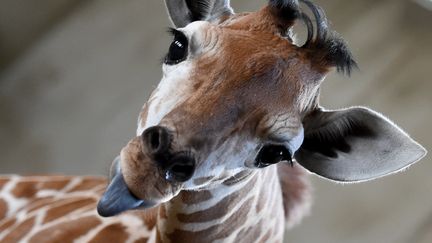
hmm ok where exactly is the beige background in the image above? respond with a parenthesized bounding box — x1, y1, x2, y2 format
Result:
(0, 0, 431, 242)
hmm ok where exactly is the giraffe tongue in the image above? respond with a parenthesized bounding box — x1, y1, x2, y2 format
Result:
(97, 168, 153, 217)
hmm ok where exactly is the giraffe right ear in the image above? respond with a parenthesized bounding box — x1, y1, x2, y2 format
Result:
(164, 0, 234, 28)
(294, 107, 426, 182)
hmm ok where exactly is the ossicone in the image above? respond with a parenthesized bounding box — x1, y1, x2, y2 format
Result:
(268, 0, 357, 75)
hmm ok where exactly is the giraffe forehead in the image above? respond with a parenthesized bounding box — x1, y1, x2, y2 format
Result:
(138, 13, 309, 133)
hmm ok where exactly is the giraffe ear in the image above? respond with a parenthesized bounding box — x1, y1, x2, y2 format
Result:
(164, 0, 234, 28)
(295, 107, 426, 182)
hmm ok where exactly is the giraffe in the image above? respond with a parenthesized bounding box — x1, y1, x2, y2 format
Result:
(0, 175, 157, 242)
(0, 0, 427, 242)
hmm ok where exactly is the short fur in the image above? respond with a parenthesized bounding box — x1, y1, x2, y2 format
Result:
(0, 0, 425, 242)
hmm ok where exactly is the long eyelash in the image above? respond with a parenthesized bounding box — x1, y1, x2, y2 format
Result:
(167, 27, 185, 38)
(167, 27, 177, 36)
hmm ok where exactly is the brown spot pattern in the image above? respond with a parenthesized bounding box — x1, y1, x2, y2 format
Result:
(177, 176, 255, 223)
(89, 223, 128, 243)
(0, 199, 7, 220)
(26, 196, 56, 213)
(39, 179, 70, 191)
(2, 216, 35, 243)
(28, 216, 101, 243)
(167, 198, 253, 242)
(68, 178, 106, 192)
(12, 181, 38, 198)
(42, 198, 96, 223)
(180, 190, 212, 205)
(0, 178, 8, 191)
(0, 218, 16, 234)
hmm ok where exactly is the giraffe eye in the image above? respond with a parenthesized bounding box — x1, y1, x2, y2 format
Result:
(164, 29, 188, 65)
(255, 144, 292, 168)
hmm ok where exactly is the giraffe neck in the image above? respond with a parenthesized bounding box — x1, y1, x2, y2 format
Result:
(155, 166, 285, 243)
(0, 165, 310, 242)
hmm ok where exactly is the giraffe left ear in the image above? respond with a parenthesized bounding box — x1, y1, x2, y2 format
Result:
(295, 107, 427, 182)
(165, 0, 234, 28)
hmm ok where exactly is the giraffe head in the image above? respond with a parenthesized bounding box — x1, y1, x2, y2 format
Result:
(97, 0, 426, 217)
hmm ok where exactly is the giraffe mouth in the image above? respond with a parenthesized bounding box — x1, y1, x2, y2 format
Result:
(97, 158, 156, 217)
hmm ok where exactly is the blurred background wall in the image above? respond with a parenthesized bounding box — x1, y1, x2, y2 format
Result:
(0, 0, 431, 242)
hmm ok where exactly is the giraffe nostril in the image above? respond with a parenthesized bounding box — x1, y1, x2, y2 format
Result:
(142, 127, 195, 181)
(165, 152, 196, 182)
(142, 126, 171, 155)
(150, 131, 161, 150)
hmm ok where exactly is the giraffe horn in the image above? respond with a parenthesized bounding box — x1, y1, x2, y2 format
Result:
(97, 160, 154, 217)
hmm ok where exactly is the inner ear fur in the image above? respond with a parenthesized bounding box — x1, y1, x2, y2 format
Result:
(295, 106, 427, 182)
